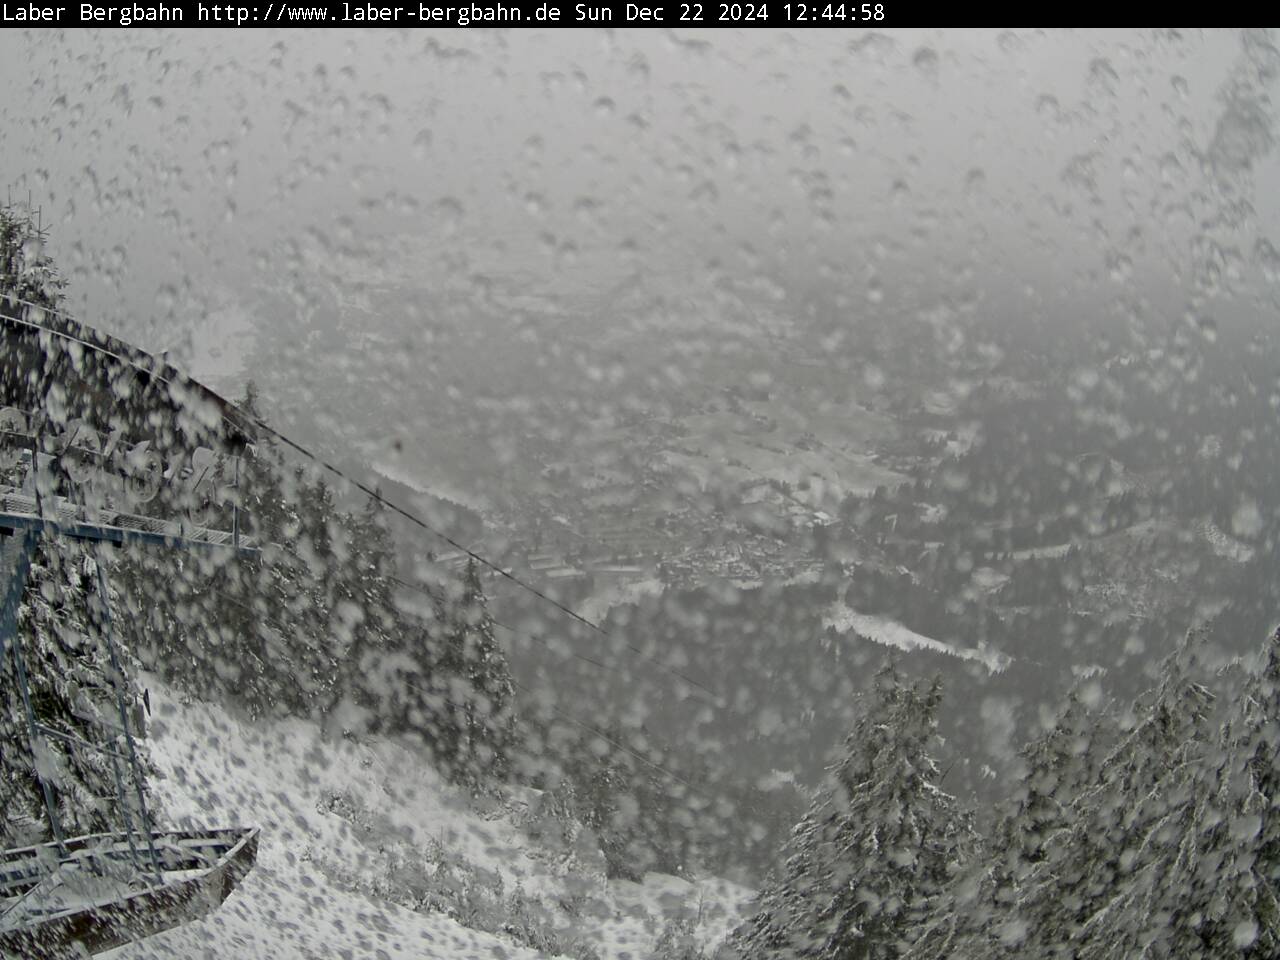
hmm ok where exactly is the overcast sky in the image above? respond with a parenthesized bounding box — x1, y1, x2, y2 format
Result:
(1, 29, 1276, 382)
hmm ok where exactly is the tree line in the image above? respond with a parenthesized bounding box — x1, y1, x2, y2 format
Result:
(1, 202, 706, 879)
(722, 627, 1280, 959)
(117, 388, 521, 792)
(2, 203, 522, 844)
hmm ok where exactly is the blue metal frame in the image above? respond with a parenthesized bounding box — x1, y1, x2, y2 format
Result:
(2, 501, 252, 880)
(0, 532, 32, 668)
(1, 294, 260, 937)
(94, 559, 164, 884)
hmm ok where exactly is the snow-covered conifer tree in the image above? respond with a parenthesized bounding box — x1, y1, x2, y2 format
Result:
(435, 558, 518, 788)
(941, 689, 1118, 958)
(1013, 634, 1216, 958)
(729, 666, 976, 960)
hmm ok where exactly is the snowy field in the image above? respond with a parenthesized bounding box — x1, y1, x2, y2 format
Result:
(822, 603, 1011, 674)
(105, 678, 752, 960)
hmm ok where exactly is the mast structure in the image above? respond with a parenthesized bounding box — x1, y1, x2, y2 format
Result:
(0, 293, 260, 954)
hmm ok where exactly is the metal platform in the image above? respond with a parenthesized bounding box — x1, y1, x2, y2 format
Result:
(0, 488, 256, 552)
(0, 827, 259, 957)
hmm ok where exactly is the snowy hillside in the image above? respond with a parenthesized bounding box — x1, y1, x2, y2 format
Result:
(105, 677, 752, 960)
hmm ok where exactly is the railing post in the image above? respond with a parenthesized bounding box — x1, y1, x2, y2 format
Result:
(94, 557, 164, 885)
(232, 455, 240, 551)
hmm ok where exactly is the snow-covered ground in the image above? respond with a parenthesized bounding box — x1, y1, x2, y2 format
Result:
(1199, 519, 1256, 564)
(105, 678, 751, 960)
(1009, 542, 1075, 561)
(372, 458, 495, 516)
(578, 576, 666, 624)
(822, 603, 1011, 674)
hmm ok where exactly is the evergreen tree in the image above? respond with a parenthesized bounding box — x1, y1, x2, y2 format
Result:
(910, 628, 1280, 960)
(626, 741, 698, 878)
(942, 690, 1118, 958)
(1240, 627, 1280, 886)
(1197, 626, 1280, 956)
(546, 724, 635, 876)
(1154, 707, 1276, 959)
(729, 667, 976, 960)
(1012, 634, 1217, 958)
(236, 382, 295, 546)
(281, 471, 344, 713)
(0, 203, 65, 308)
(330, 493, 402, 730)
(434, 559, 518, 788)
(230, 395, 339, 715)
(119, 382, 301, 715)
(382, 599, 447, 742)
(1044, 633, 1280, 960)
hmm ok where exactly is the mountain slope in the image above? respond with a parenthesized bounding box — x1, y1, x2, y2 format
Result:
(105, 676, 751, 960)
